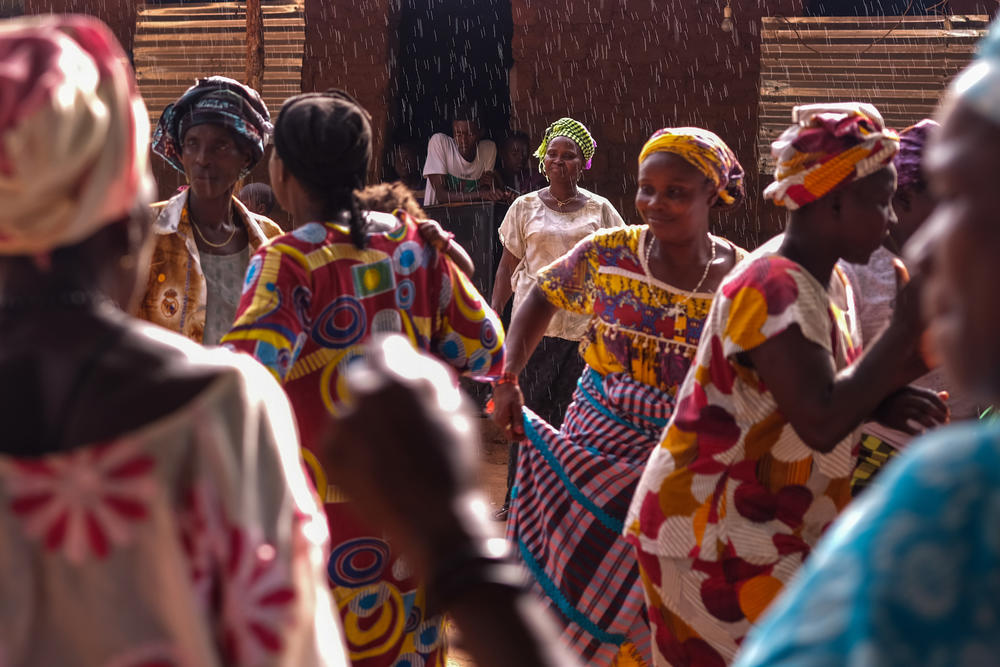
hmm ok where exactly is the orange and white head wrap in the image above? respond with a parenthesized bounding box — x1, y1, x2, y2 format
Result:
(0, 14, 154, 256)
(763, 103, 900, 211)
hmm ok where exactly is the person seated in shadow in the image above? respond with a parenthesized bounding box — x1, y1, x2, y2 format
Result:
(388, 141, 426, 196)
(497, 131, 545, 198)
(423, 104, 504, 205)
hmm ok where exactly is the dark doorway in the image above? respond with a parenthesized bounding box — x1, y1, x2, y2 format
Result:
(389, 0, 513, 170)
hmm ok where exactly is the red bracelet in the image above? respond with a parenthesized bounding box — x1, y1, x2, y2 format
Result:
(492, 371, 519, 387)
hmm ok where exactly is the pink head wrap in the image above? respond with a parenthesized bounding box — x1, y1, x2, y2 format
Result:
(0, 14, 153, 256)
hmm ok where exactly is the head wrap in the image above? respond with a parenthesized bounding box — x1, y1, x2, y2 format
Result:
(534, 117, 596, 171)
(764, 103, 900, 210)
(0, 14, 153, 256)
(152, 75, 271, 176)
(893, 119, 939, 192)
(273, 90, 372, 195)
(948, 17, 1000, 128)
(637, 127, 746, 209)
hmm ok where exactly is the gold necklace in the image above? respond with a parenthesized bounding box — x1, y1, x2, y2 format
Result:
(190, 211, 238, 249)
(550, 187, 577, 208)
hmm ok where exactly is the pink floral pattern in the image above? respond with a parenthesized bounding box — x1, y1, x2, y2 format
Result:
(221, 525, 298, 665)
(1, 440, 156, 564)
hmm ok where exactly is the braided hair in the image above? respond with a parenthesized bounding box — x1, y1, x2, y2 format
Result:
(273, 90, 372, 248)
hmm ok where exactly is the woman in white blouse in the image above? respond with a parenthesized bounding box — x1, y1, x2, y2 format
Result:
(490, 117, 625, 519)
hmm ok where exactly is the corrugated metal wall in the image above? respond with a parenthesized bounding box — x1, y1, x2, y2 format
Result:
(758, 14, 989, 172)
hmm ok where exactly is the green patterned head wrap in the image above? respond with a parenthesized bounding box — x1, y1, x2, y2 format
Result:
(534, 117, 596, 173)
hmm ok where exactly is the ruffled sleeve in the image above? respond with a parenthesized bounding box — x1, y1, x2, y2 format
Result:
(535, 233, 600, 316)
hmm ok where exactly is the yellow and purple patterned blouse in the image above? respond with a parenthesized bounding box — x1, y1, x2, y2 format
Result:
(537, 225, 744, 395)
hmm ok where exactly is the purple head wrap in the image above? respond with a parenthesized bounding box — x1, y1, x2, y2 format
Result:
(893, 119, 940, 192)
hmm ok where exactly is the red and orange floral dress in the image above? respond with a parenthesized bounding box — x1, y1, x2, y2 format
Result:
(625, 249, 861, 665)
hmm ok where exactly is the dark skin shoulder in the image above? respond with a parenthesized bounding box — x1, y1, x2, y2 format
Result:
(0, 308, 225, 457)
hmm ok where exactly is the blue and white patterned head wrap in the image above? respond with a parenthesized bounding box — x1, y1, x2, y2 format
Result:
(152, 76, 272, 176)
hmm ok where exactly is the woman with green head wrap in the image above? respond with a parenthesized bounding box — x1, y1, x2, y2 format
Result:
(490, 117, 625, 520)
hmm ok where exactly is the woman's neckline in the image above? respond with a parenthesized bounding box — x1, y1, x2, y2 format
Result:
(637, 227, 723, 298)
(537, 187, 591, 215)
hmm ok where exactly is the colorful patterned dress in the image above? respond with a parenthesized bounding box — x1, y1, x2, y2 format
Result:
(625, 249, 862, 666)
(223, 210, 504, 667)
(734, 420, 1000, 667)
(0, 339, 344, 666)
(508, 225, 743, 666)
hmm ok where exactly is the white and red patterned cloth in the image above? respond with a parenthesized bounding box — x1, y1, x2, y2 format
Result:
(0, 334, 347, 666)
(0, 14, 154, 256)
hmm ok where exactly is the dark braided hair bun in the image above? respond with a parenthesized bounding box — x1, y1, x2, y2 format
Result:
(274, 90, 372, 247)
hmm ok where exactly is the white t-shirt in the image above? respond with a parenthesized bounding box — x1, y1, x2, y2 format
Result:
(498, 189, 625, 341)
(422, 132, 497, 206)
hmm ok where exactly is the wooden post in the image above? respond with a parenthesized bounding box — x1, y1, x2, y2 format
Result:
(245, 0, 265, 91)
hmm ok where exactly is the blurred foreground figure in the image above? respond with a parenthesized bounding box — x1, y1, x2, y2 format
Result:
(0, 15, 344, 666)
(323, 335, 581, 667)
(735, 17, 1000, 667)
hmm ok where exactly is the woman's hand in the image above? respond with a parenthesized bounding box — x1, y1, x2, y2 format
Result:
(873, 386, 950, 435)
(417, 219, 450, 250)
(491, 380, 526, 441)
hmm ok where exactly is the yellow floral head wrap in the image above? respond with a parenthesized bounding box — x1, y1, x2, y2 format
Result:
(638, 128, 745, 210)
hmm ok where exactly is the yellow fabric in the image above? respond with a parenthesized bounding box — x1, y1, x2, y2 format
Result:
(537, 225, 738, 394)
(134, 190, 282, 343)
(637, 128, 743, 207)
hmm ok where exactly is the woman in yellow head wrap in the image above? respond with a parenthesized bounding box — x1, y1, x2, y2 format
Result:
(492, 126, 748, 665)
(627, 104, 948, 665)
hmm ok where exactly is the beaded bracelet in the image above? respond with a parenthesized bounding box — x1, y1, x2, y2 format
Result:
(492, 371, 519, 388)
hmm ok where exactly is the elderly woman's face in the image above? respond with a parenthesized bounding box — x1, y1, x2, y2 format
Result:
(180, 123, 251, 201)
(908, 102, 1000, 402)
(543, 136, 583, 186)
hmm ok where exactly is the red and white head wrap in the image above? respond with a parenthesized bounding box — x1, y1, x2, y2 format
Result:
(764, 103, 899, 211)
(0, 14, 153, 256)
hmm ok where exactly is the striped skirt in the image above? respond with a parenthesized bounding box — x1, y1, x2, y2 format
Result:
(508, 367, 673, 666)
